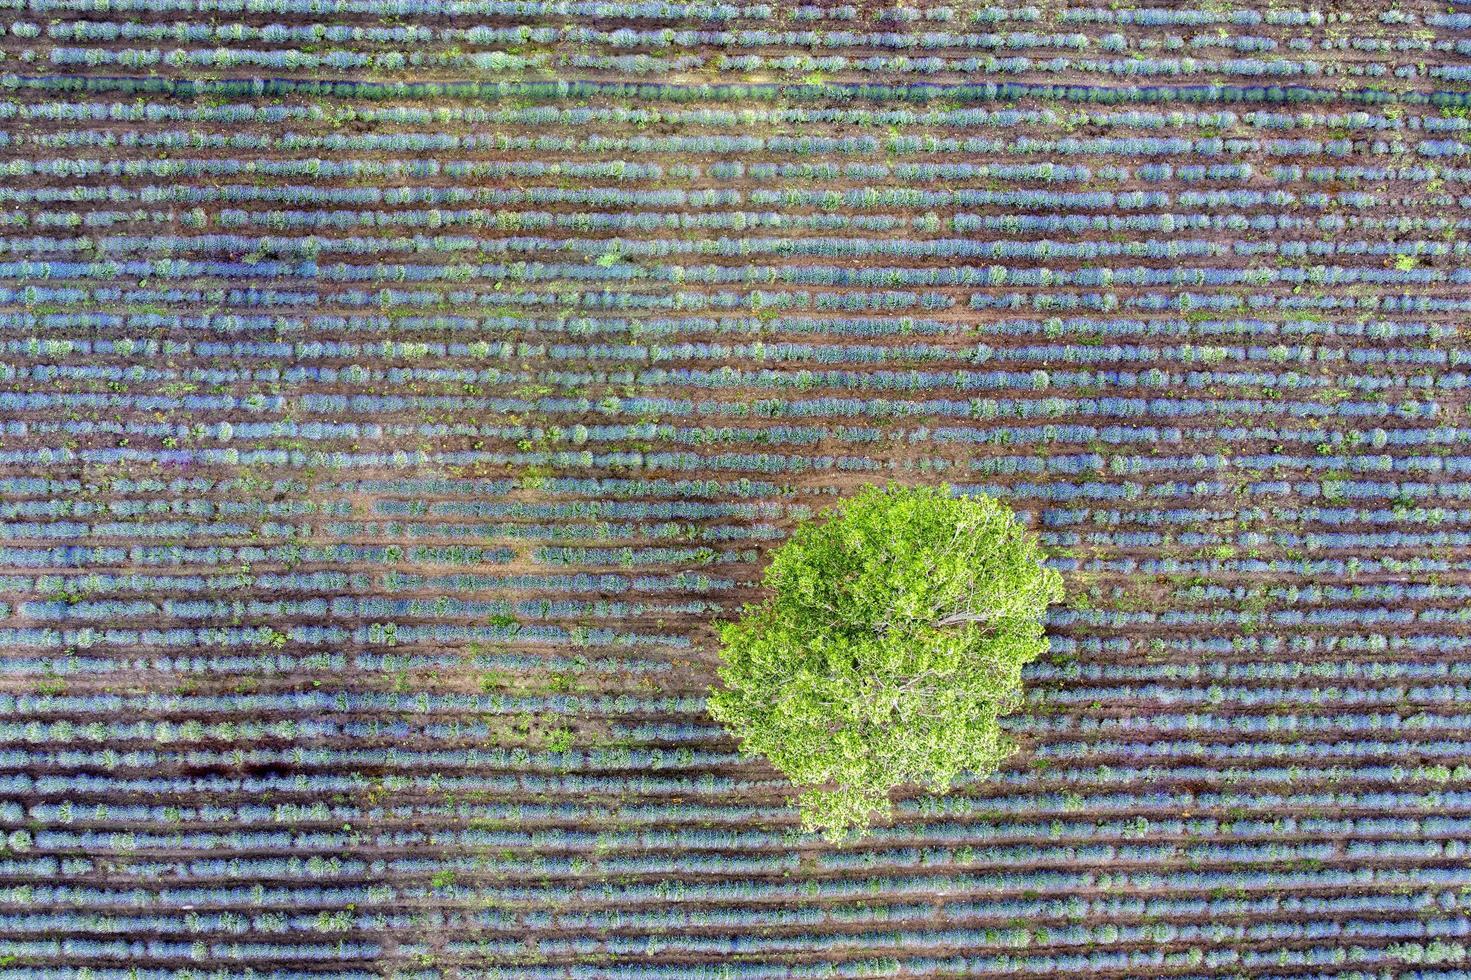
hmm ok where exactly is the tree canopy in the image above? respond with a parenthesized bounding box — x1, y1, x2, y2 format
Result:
(707, 483, 1064, 840)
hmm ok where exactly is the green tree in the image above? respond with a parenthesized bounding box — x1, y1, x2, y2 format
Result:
(708, 483, 1063, 840)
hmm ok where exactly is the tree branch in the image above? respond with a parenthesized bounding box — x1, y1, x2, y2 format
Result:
(934, 610, 991, 627)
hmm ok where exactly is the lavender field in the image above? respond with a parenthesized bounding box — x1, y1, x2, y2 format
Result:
(4, 1, 1471, 976)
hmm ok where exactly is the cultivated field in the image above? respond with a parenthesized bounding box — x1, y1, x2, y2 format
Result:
(3, 1, 1471, 976)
